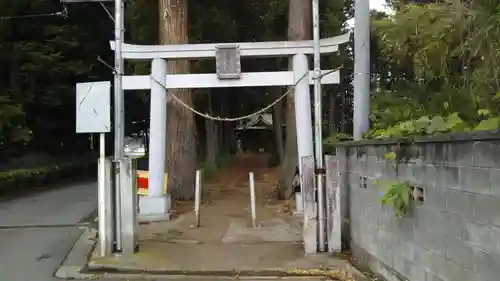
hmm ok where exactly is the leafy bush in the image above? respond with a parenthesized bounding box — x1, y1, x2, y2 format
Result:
(323, 132, 352, 154)
(373, 179, 413, 218)
(367, 1, 500, 142)
(0, 160, 96, 197)
(0, 96, 32, 151)
(364, 110, 500, 140)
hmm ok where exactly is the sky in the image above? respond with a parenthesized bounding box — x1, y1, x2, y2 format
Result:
(346, 0, 391, 26)
(370, 0, 391, 12)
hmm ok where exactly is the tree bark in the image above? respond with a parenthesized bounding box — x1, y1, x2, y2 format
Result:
(159, 0, 197, 200)
(205, 93, 218, 167)
(340, 90, 346, 133)
(272, 90, 284, 164)
(328, 95, 336, 133)
(277, 0, 312, 199)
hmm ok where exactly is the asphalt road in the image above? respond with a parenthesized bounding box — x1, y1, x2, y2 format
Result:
(0, 181, 97, 281)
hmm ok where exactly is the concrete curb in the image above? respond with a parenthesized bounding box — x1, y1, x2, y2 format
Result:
(86, 268, 366, 281)
(54, 227, 99, 280)
(54, 226, 367, 281)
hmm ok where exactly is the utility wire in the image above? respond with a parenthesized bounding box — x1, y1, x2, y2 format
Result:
(0, 7, 67, 21)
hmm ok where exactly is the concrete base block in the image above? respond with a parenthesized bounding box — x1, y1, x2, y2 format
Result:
(138, 195, 172, 222)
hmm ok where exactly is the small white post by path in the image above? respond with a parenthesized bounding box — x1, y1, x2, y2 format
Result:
(98, 133, 107, 255)
(293, 54, 314, 214)
(249, 172, 257, 228)
(194, 170, 203, 227)
(138, 58, 171, 222)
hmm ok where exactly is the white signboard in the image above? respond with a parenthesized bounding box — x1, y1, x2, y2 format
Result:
(76, 81, 111, 133)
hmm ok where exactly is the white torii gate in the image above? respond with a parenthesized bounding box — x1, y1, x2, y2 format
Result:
(92, 33, 349, 255)
(112, 33, 348, 218)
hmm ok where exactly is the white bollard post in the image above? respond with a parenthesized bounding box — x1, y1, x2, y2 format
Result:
(194, 170, 202, 227)
(293, 53, 314, 214)
(249, 172, 257, 228)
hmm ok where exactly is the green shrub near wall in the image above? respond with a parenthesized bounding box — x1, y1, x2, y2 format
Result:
(0, 160, 97, 197)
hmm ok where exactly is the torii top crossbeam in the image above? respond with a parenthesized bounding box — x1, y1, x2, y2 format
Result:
(110, 33, 350, 60)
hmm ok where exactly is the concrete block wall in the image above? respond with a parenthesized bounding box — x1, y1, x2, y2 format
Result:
(336, 131, 500, 281)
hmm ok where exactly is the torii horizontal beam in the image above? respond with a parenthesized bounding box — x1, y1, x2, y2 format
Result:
(122, 70, 339, 90)
(110, 33, 350, 60)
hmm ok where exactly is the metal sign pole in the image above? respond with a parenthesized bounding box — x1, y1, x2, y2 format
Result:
(113, 0, 125, 253)
(113, 0, 125, 161)
(61, 0, 124, 254)
(75, 81, 112, 256)
(312, 0, 326, 252)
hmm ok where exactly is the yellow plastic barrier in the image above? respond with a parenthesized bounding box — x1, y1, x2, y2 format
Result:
(136, 170, 168, 196)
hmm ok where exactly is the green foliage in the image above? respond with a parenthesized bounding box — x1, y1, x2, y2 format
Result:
(0, 1, 113, 153)
(369, 2, 500, 138)
(474, 117, 500, 131)
(0, 160, 96, 197)
(0, 96, 31, 149)
(384, 152, 396, 161)
(365, 110, 500, 139)
(373, 179, 412, 218)
(323, 132, 352, 154)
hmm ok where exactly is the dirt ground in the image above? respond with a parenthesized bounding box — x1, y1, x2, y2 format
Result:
(143, 152, 298, 243)
(179, 152, 284, 204)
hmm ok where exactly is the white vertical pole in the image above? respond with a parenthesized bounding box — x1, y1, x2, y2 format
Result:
(194, 170, 202, 227)
(113, 163, 122, 251)
(98, 133, 108, 256)
(312, 0, 326, 252)
(113, 0, 125, 159)
(249, 172, 257, 228)
(148, 58, 168, 197)
(353, 0, 371, 140)
(293, 54, 314, 213)
(104, 158, 114, 255)
(113, 0, 125, 253)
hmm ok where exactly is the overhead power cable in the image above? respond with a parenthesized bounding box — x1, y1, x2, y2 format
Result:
(0, 7, 68, 20)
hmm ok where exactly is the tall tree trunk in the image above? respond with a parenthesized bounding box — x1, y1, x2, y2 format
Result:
(221, 95, 236, 155)
(277, 0, 312, 199)
(340, 90, 346, 133)
(205, 93, 218, 167)
(159, 0, 197, 200)
(272, 90, 284, 164)
(328, 95, 336, 133)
